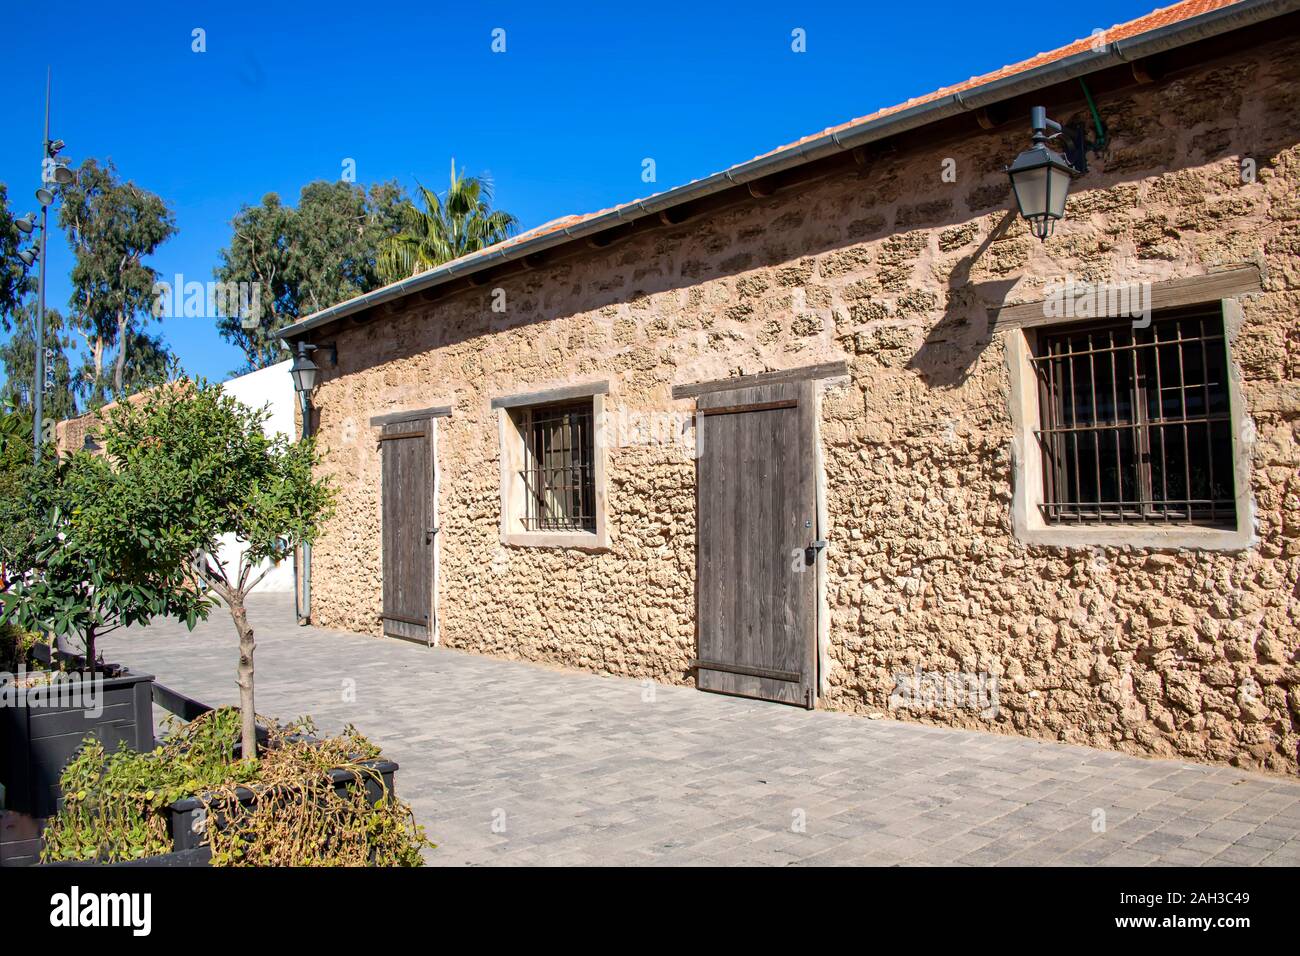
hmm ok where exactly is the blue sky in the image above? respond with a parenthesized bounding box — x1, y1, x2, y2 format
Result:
(1, 0, 1159, 389)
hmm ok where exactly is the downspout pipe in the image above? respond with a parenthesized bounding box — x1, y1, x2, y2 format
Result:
(274, 0, 1298, 343)
(296, 387, 312, 626)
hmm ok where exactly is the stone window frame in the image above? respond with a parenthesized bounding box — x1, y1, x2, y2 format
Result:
(1000, 269, 1260, 551)
(492, 381, 610, 551)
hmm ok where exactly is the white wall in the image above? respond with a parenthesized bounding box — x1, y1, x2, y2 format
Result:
(214, 360, 298, 593)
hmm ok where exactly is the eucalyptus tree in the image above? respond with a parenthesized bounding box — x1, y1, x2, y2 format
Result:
(58, 159, 176, 403)
(0, 402, 52, 591)
(213, 194, 294, 372)
(378, 160, 519, 283)
(0, 302, 77, 421)
(79, 327, 174, 406)
(0, 183, 36, 328)
(215, 180, 406, 371)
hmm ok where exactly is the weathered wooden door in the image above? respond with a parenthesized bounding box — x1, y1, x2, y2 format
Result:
(694, 380, 818, 707)
(380, 419, 435, 644)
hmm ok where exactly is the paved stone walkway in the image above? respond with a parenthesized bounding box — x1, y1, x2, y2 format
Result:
(108, 596, 1300, 866)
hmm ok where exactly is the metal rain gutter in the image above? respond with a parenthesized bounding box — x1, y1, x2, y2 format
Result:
(277, 0, 1297, 342)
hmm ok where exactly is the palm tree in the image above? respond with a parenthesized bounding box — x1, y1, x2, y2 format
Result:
(378, 159, 520, 282)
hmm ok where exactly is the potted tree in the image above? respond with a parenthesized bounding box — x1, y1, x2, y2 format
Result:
(7, 381, 431, 865)
(34, 381, 430, 866)
(96, 378, 333, 758)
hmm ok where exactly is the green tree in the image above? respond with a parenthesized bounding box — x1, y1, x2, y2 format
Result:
(0, 183, 37, 328)
(99, 381, 334, 756)
(215, 181, 406, 371)
(378, 160, 519, 283)
(0, 403, 56, 590)
(213, 193, 293, 371)
(0, 446, 211, 672)
(58, 159, 177, 404)
(291, 180, 406, 314)
(0, 302, 78, 421)
(75, 327, 174, 407)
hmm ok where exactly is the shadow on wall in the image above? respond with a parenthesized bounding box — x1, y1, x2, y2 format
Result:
(909, 209, 1021, 390)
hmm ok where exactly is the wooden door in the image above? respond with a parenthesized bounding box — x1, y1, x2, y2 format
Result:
(380, 419, 435, 644)
(694, 380, 818, 707)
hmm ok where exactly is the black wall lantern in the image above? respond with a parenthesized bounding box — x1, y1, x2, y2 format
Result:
(289, 340, 336, 397)
(1006, 107, 1078, 241)
(289, 342, 321, 395)
(1006, 89, 1107, 241)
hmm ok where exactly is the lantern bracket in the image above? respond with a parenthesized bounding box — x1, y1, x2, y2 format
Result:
(1057, 123, 1092, 174)
(1032, 79, 1108, 175)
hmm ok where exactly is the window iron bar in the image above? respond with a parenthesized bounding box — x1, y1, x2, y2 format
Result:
(1033, 310, 1234, 530)
(520, 402, 596, 533)
(1035, 414, 1230, 435)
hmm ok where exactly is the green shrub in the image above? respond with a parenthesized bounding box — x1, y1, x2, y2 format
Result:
(0, 621, 41, 673)
(41, 708, 432, 866)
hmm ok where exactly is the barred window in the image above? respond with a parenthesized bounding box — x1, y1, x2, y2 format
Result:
(519, 401, 596, 533)
(1032, 307, 1235, 526)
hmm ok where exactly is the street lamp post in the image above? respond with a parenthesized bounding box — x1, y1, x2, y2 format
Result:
(33, 76, 50, 462)
(25, 68, 76, 462)
(289, 341, 321, 625)
(288, 340, 334, 625)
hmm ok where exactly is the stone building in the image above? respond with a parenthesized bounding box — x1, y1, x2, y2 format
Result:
(278, 0, 1300, 773)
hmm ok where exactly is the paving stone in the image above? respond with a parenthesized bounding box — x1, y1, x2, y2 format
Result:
(1198, 819, 1259, 844)
(1129, 830, 1188, 855)
(1260, 845, 1300, 866)
(1209, 844, 1271, 865)
(1097, 848, 1161, 866)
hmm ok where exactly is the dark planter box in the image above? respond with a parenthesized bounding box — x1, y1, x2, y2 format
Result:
(0, 661, 154, 818)
(12, 697, 400, 868)
(34, 754, 400, 867)
(42, 845, 215, 868)
(50, 764, 397, 868)
(168, 757, 399, 851)
(0, 808, 46, 867)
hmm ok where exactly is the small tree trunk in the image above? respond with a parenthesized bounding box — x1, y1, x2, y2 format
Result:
(84, 623, 96, 677)
(230, 595, 257, 758)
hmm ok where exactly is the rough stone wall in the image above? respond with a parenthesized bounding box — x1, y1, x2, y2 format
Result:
(309, 35, 1300, 773)
(54, 413, 96, 457)
(54, 390, 155, 457)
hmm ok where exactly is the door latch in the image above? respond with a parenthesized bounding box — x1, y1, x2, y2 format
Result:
(804, 539, 828, 565)
(426, 526, 440, 542)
